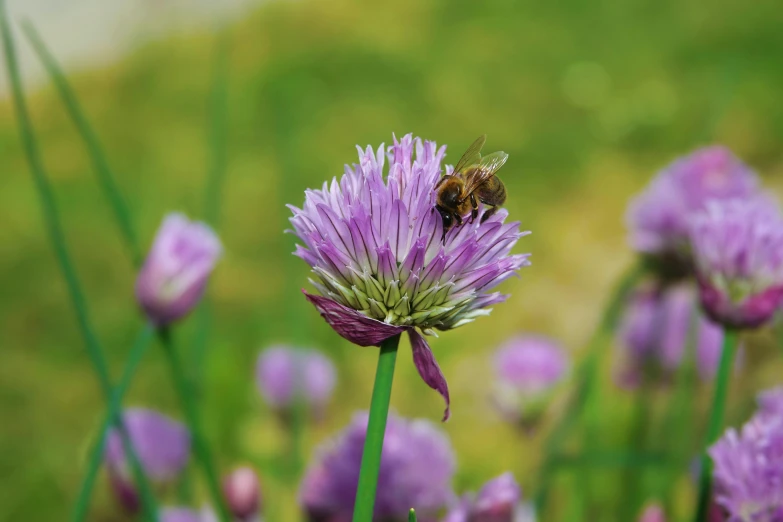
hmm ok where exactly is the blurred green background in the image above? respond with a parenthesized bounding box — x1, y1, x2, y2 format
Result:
(1, 0, 783, 520)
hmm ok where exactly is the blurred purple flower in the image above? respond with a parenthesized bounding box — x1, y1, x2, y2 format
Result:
(299, 412, 455, 522)
(492, 336, 569, 424)
(159, 507, 233, 522)
(223, 466, 262, 520)
(637, 502, 665, 522)
(104, 408, 190, 512)
(441, 473, 523, 522)
(627, 147, 759, 277)
(757, 387, 783, 420)
(709, 407, 783, 521)
(255, 346, 336, 415)
(289, 134, 530, 420)
(689, 198, 783, 329)
(615, 284, 732, 387)
(136, 213, 222, 325)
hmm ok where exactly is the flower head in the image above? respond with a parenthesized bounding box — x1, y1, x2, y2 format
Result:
(709, 405, 783, 521)
(255, 346, 336, 416)
(627, 147, 759, 278)
(223, 466, 262, 520)
(492, 336, 569, 425)
(299, 412, 455, 522)
(442, 473, 524, 522)
(136, 213, 222, 325)
(637, 503, 666, 522)
(289, 134, 529, 420)
(689, 198, 783, 329)
(614, 284, 731, 387)
(104, 408, 190, 513)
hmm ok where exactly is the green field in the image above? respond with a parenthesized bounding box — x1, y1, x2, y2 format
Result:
(1, 0, 783, 520)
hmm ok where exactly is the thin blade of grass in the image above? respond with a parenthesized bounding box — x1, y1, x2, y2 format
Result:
(20, 19, 141, 267)
(0, 6, 157, 520)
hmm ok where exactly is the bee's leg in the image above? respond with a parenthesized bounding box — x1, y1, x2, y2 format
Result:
(480, 206, 498, 224)
(454, 213, 463, 227)
(469, 193, 479, 223)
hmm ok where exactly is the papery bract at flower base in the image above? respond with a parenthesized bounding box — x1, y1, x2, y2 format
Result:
(255, 345, 336, 416)
(104, 408, 190, 512)
(290, 135, 529, 420)
(136, 213, 222, 326)
(299, 412, 455, 522)
(689, 198, 783, 329)
(626, 146, 759, 278)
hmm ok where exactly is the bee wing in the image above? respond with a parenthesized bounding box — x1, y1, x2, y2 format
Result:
(451, 135, 486, 176)
(461, 151, 509, 196)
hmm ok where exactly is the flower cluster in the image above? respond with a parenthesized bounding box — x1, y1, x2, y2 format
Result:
(688, 198, 783, 329)
(104, 408, 190, 513)
(442, 473, 527, 522)
(491, 335, 569, 425)
(255, 345, 336, 418)
(710, 387, 783, 521)
(290, 134, 529, 419)
(626, 146, 759, 277)
(299, 412, 455, 522)
(614, 284, 731, 387)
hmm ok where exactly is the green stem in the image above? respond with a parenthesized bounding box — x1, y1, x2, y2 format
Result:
(159, 329, 231, 522)
(71, 325, 157, 522)
(20, 20, 141, 267)
(352, 335, 401, 522)
(0, 6, 157, 520)
(693, 328, 737, 522)
(408, 508, 417, 522)
(534, 263, 644, 512)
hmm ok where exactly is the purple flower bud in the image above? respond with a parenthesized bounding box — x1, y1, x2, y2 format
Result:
(627, 147, 759, 278)
(299, 412, 455, 522)
(136, 213, 222, 325)
(492, 336, 569, 425)
(637, 503, 665, 522)
(689, 198, 783, 329)
(104, 408, 190, 513)
(223, 466, 262, 520)
(442, 474, 523, 522)
(709, 410, 783, 520)
(615, 284, 734, 387)
(255, 346, 336, 414)
(290, 134, 530, 420)
(159, 507, 221, 522)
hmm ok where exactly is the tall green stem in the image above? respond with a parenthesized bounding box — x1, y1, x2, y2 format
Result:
(0, 5, 157, 520)
(352, 335, 401, 522)
(71, 325, 157, 522)
(159, 329, 231, 522)
(21, 20, 141, 267)
(693, 328, 737, 522)
(534, 263, 644, 512)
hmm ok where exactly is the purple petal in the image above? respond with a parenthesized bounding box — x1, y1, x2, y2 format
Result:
(409, 330, 451, 422)
(303, 291, 405, 346)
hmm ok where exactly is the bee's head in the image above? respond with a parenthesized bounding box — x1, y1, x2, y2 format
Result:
(436, 178, 463, 209)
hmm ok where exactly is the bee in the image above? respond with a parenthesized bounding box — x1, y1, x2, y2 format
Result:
(434, 135, 509, 242)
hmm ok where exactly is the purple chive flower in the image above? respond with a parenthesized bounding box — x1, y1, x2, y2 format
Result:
(223, 466, 262, 520)
(757, 387, 783, 420)
(136, 213, 222, 325)
(709, 408, 783, 521)
(689, 198, 783, 329)
(159, 507, 225, 522)
(299, 412, 455, 522)
(627, 147, 759, 278)
(637, 503, 665, 522)
(104, 408, 190, 513)
(615, 284, 732, 387)
(492, 336, 569, 424)
(255, 346, 337, 416)
(442, 473, 523, 522)
(289, 134, 530, 420)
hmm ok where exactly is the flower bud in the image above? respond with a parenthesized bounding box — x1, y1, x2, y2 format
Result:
(136, 213, 222, 325)
(637, 502, 665, 522)
(223, 466, 262, 520)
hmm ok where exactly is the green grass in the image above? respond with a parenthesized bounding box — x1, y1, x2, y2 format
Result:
(1, 0, 783, 520)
